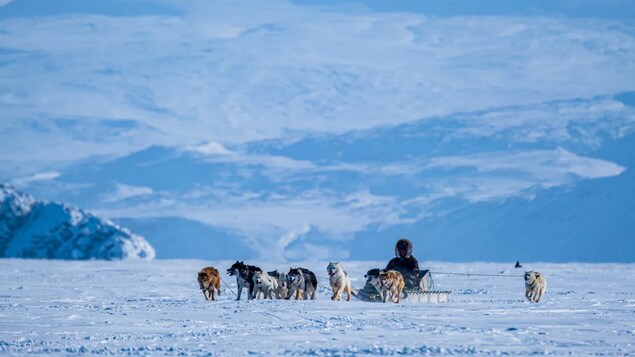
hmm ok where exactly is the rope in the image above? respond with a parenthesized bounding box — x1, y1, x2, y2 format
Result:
(315, 276, 332, 293)
(221, 278, 238, 297)
(430, 271, 522, 278)
(219, 272, 519, 300)
(316, 275, 359, 296)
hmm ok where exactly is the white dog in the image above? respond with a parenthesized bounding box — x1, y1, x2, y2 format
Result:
(253, 271, 278, 300)
(327, 262, 353, 301)
(524, 271, 547, 303)
(267, 270, 289, 299)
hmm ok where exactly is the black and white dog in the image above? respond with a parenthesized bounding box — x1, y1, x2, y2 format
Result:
(364, 268, 383, 294)
(226, 261, 262, 301)
(286, 267, 318, 300)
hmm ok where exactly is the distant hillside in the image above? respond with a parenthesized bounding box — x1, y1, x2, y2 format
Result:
(346, 134, 635, 263)
(6, 98, 634, 262)
(114, 216, 255, 260)
(0, 184, 155, 260)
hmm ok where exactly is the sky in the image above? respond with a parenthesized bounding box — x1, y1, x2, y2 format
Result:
(1, 0, 634, 261)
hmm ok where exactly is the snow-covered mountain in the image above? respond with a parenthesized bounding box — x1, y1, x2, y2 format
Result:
(0, 184, 155, 260)
(1, 0, 634, 262)
(14, 106, 633, 263)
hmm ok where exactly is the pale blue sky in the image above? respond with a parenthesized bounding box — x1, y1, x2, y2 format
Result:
(294, 0, 635, 19)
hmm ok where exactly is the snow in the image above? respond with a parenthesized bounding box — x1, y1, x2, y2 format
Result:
(1, 259, 633, 355)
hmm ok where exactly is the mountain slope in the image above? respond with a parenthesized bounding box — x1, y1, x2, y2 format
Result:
(6, 97, 634, 262)
(114, 216, 255, 260)
(0, 184, 155, 260)
(345, 134, 635, 263)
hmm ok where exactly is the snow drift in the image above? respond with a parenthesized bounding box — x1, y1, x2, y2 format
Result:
(0, 184, 155, 260)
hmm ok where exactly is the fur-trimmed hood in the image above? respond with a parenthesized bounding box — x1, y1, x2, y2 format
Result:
(394, 238, 413, 258)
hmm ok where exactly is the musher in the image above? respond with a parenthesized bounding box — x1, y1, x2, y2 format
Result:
(385, 238, 419, 289)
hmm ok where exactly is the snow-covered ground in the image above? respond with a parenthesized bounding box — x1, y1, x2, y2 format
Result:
(1, 259, 633, 355)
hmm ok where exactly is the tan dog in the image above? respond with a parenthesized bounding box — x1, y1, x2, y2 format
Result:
(524, 271, 547, 303)
(378, 270, 405, 303)
(327, 262, 352, 301)
(198, 267, 221, 301)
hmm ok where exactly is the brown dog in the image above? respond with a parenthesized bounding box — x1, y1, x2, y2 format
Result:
(378, 270, 405, 303)
(198, 267, 221, 301)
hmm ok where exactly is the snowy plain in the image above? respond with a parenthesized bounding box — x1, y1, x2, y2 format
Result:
(1, 259, 634, 356)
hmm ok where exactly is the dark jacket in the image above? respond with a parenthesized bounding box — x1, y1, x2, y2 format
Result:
(386, 256, 419, 289)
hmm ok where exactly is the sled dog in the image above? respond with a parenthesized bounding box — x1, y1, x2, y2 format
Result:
(226, 261, 262, 301)
(379, 270, 405, 303)
(253, 271, 278, 299)
(287, 267, 317, 300)
(364, 268, 383, 294)
(197, 267, 221, 301)
(267, 270, 289, 299)
(524, 271, 547, 303)
(327, 262, 352, 301)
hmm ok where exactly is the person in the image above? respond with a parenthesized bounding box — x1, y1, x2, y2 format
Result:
(385, 238, 419, 289)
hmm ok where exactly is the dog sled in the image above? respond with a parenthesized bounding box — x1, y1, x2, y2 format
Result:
(352, 270, 451, 303)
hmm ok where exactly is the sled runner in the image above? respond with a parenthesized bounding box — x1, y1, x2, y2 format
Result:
(353, 270, 451, 303)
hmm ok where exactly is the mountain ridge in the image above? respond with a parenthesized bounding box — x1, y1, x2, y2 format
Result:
(0, 184, 155, 260)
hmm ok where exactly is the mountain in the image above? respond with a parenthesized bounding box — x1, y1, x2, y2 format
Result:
(8, 95, 634, 262)
(344, 168, 635, 263)
(0, 184, 155, 260)
(114, 216, 255, 260)
(345, 132, 635, 263)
